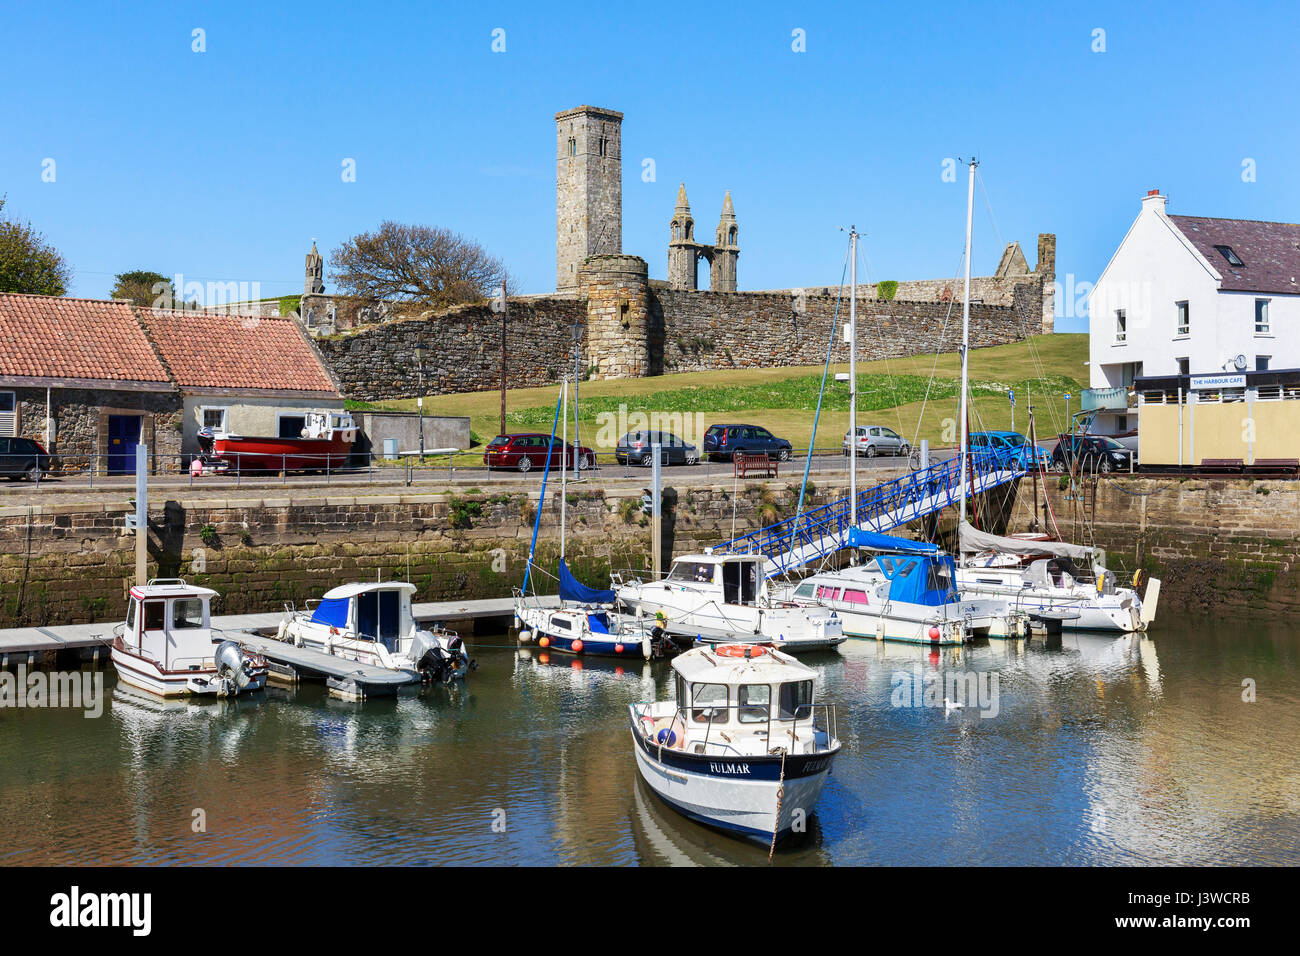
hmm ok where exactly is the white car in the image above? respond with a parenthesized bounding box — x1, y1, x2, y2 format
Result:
(843, 425, 910, 458)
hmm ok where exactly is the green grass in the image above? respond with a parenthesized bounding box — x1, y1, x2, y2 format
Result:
(373, 333, 1087, 453)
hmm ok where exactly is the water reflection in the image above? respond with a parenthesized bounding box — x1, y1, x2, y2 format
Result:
(0, 615, 1295, 865)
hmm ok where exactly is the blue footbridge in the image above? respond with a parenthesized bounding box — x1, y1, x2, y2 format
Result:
(708, 451, 1027, 577)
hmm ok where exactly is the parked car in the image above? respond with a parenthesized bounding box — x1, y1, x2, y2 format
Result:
(970, 430, 1050, 469)
(615, 430, 699, 466)
(1050, 434, 1136, 474)
(482, 433, 595, 472)
(0, 436, 51, 481)
(702, 424, 793, 462)
(843, 425, 910, 458)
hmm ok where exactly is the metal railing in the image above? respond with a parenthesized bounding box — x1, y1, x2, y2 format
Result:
(710, 448, 1026, 575)
(633, 699, 838, 758)
(0, 444, 938, 493)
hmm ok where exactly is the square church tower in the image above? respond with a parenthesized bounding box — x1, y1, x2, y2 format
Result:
(556, 106, 623, 291)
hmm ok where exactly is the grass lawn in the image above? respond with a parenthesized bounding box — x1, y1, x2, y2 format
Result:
(365, 333, 1088, 456)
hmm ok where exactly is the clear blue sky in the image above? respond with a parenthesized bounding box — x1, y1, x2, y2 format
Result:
(3, 1, 1297, 332)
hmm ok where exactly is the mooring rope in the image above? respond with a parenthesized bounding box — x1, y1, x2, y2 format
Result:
(768, 747, 787, 861)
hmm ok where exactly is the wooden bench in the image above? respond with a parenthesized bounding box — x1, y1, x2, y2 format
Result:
(1200, 458, 1244, 473)
(1247, 458, 1300, 476)
(734, 452, 777, 478)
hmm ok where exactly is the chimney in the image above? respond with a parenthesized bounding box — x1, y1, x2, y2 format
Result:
(1142, 188, 1167, 214)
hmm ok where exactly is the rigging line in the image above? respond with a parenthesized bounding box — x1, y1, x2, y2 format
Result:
(909, 247, 968, 452)
(792, 240, 851, 541)
(855, 238, 909, 441)
(519, 387, 564, 597)
(975, 168, 1005, 252)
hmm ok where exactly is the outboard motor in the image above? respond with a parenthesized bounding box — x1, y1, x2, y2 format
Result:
(213, 640, 254, 697)
(411, 630, 471, 683)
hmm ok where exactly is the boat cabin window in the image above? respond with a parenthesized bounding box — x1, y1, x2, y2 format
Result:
(125, 599, 137, 634)
(794, 582, 815, 598)
(926, 562, 953, 594)
(842, 588, 868, 605)
(356, 589, 402, 641)
(778, 680, 814, 720)
(549, 615, 572, 631)
(668, 561, 715, 583)
(690, 682, 729, 723)
(738, 684, 770, 723)
(722, 561, 760, 606)
(143, 601, 166, 632)
(874, 557, 915, 578)
(816, 585, 839, 600)
(675, 674, 687, 712)
(173, 598, 204, 629)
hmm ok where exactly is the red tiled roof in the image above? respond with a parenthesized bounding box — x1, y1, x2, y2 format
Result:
(1169, 215, 1300, 295)
(0, 293, 171, 385)
(139, 309, 338, 394)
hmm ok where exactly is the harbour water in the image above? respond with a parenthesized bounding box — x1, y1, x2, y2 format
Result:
(1, 611, 1296, 866)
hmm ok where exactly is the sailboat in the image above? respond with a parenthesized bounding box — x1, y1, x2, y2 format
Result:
(775, 209, 1030, 643)
(514, 378, 681, 659)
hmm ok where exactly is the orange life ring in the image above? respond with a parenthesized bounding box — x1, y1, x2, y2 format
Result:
(716, 644, 768, 659)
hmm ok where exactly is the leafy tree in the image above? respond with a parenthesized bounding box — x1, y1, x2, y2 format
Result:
(110, 270, 175, 308)
(329, 221, 511, 313)
(0, 196, 73, 296)
(877, 280, 899, 301)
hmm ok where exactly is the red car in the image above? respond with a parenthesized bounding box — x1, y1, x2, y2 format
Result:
(483, 433, 595, 473)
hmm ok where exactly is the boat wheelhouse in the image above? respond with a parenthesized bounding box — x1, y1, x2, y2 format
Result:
(615, 553, 845, 653)
(279, 581, 472, 683)
(110, 579, 267, 697)
(629, 643, 841, 844)
(210, 409, 356, 472)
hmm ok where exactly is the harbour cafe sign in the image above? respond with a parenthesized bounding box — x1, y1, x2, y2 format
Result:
(1189, 374, 1246, 391)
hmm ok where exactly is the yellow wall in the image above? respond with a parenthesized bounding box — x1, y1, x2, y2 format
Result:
(1140, 399, 1300, 465)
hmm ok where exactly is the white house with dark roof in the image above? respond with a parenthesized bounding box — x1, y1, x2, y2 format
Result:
(1087, 190, 1300, 434)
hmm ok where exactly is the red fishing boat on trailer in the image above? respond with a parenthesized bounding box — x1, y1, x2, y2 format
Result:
(203, 410, 357, 472)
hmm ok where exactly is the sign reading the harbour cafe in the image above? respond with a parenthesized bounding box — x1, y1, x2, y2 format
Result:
(1189, 373, 1247, 391)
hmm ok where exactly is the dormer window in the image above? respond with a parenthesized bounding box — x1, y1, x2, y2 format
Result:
(1214, 245, 1244, 267)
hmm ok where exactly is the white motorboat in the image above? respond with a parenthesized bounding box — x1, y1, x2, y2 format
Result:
(615, 553, 846, 653)
(776, 531, 1028, 644)
(630, 643, 841, 844)
(955, 521, 1159, 632)
(110, 579, 267, 698)
(279, 581, 473, 683)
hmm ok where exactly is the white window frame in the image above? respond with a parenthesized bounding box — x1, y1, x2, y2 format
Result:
(277, 412, 308, 438)
(1114, 309, 1127, 343)
(1255, 298, 1271, 335)
(1175, 301, 1189, 337)
(0, 390, 15, 438)
(199, 405, 229, 433)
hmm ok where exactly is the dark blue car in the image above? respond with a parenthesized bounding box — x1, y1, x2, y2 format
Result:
(969, 431, 1050, 469)
(703, 424, 793, 462)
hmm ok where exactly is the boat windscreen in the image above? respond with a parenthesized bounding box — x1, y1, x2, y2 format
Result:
(310, 597, 350, 628)
(357, 589, 402, 641)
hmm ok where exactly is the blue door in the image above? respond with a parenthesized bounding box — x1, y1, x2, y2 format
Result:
(107, 415, 142, 475)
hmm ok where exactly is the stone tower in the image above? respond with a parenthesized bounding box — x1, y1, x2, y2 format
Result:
(304, 239, 324, 295)
(667, 183, 698, 289)
(710, 191, 739, 293)
(556, 106, 623, 291)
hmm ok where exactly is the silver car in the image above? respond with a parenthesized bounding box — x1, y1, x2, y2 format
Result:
(843, 425, 910, 458)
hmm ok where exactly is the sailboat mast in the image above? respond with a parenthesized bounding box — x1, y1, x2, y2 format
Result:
(849, 226, 858, 527)
(958, 159, 976, 528)
(560, 376, 568, 562)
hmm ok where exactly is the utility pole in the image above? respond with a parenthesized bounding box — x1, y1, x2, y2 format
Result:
(415, 343, 426, 462)
(571, 320, 584, 471)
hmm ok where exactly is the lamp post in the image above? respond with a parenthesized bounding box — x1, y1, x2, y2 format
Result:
(415, 343, 426, 463)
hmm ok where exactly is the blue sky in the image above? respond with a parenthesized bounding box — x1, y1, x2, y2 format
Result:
(2, 1, 1297, 332)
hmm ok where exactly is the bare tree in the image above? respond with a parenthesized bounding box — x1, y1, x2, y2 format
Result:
(329, 222, 511, 313)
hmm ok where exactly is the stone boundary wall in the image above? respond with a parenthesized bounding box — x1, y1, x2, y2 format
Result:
(650, 287, 1037, 374)
(314, 297, 586, 402)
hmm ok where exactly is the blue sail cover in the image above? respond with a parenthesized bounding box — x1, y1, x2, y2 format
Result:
(309, 596, 350, 628)
(558, 559, 615, 604)
(874, 553, 959, 607)
(848, 529, 940, 554)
